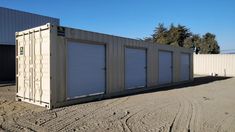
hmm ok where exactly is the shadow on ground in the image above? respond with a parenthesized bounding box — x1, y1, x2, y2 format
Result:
(0, 83, 15, 87)
(69, 76, 232, 107)
(104, 76, 232, 102)
(159, 76, 232, 91)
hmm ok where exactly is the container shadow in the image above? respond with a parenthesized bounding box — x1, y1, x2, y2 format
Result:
(107, 76, 232, 99)
(61, 76, 232, 109)
(0, 83, 15, 87)
(154, 76, 232, 92)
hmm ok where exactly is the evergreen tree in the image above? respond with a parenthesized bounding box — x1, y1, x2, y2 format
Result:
(152, 23, 169, 44)
(148, 23, 220, 54)
(201, 33, 220, 54)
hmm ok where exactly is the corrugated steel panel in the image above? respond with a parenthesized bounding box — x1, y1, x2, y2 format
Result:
(194, 54, 235, 77)
(0, 7, 59, 45)
(16, 24, 193, 109)
(16, 24, 51, 107)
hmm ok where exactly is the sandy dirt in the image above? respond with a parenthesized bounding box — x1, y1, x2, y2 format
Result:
(0, 76, 235, 132)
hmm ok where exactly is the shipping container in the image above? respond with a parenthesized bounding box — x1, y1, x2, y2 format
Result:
(16, 24, 193, 109)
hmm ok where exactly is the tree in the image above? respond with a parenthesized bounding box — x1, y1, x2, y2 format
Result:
(147, 23, 220, 54)
(184, 34, 201, 49)
(143, 37, 153, 43)
(152, 23, 169, 44)
(201, 33, 220, 54)
(152, 24, 191, 47)
(176, 25, 192, 47)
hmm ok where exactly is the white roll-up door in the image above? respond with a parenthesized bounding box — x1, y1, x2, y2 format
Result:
(125, 48, 146, 89)
(67, 42, 105, 99)
(180, 53, 190, 81)
(158, 51, 173, 84)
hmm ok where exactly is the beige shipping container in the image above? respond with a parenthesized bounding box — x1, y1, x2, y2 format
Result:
(16, 24, 193, 109)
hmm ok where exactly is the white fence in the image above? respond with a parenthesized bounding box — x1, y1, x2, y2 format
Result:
(194, 54, 235, 77)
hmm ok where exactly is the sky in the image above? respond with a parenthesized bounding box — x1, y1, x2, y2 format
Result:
(1, 0, 235, 51)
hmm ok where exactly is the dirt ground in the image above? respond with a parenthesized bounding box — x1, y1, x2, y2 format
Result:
(0, 76, 235, 132)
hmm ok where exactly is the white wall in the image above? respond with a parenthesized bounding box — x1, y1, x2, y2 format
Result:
(194, 54, 235, 77)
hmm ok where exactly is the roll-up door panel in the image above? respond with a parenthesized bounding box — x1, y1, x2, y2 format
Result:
(180, 53, 190, 81)
(158, 51, 173, 84)
(125, 48, 146, 89)
(67, 42, 105, 99)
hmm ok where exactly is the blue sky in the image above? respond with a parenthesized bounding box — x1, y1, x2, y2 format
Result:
(1, 0, 235, 51)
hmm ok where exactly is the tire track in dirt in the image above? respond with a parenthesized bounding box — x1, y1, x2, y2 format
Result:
(12, 99, 129, 131)
(0, 99, 45, 132)
(201, 110, 229, 131)
(123, 109, 143, 132)
(73, 96, 176, 132)
(10, 98, 123, 131)
(59, 97, 131, 132)
(122, 99, 179, 132)
(169, 101, 181, 132)
(69, 93, 180, 132)
(24, 97, 129, 132)
(1, 101, 26, 131)
(137, 103, 178, 131)
(216, 115, 234, 132)
(22, 99, 119, 131)
(199, 95, 235, 132)
(105, 99, 148, 132)
(0, 100, 8, 127)
(114, 107, 144, 132)
(188, 98, 203, 132)
(168, 94, 193, 132)
(219, 115, 235, 132)
(119, 94, 180, 132)
(212, 113, 235, 132)
(98, 95, 179, 132)
(168, 92, 203, 132)
(19, 106, 76, 128)
(61, 96, 156, 131)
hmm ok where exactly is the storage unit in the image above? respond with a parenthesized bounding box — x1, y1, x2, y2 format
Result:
(180, 53, 190, 81)
(0, 7, 59, 82)
(16, 24, 193, 109)
(67, 41, 106, 99)
(125, 48, 147, 89)
(158, 51, 173, 84)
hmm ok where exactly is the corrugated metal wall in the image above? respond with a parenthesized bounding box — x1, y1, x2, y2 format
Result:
(0, 45, 15, 82)
(194, 54, 235, 77)
(0, 7, 59, 45)
(50, 25, 194, 105)
(0, 7, 59, 82)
